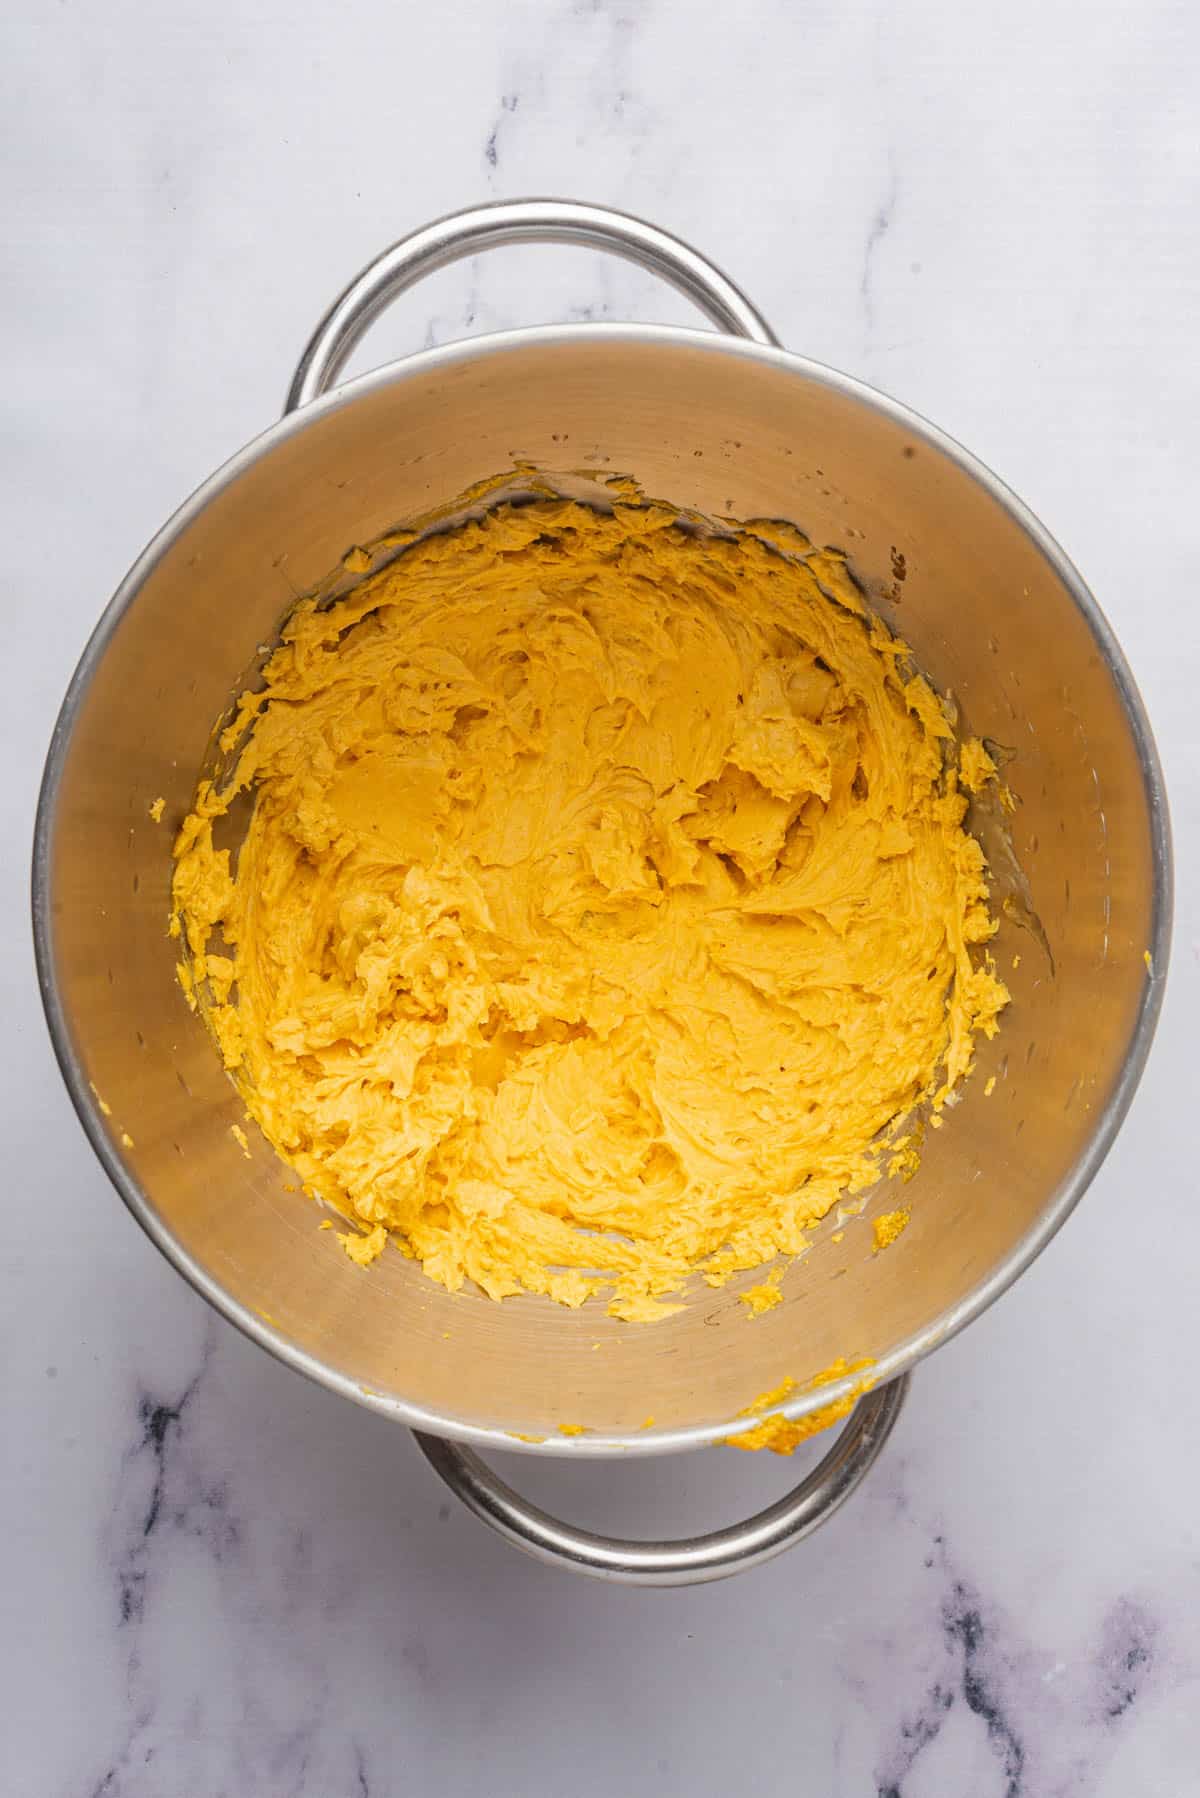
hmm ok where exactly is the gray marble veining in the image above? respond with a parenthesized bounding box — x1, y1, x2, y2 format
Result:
(4, 0, 1197, 1791)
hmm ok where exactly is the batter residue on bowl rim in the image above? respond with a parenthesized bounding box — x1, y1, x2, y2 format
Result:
(171, 493, 1008, 1321)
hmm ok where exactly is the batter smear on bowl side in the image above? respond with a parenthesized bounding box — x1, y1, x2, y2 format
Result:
(171, 498, 1008, 1321)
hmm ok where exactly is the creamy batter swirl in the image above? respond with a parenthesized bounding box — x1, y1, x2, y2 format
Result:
(172, 499, 1007, 1320)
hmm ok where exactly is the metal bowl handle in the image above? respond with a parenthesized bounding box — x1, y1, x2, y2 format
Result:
(284, 197, 779, 413)
(412, 1375, 908, 1586)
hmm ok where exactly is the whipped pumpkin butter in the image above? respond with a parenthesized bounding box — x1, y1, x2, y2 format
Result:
(172, 496, 1008, 1321)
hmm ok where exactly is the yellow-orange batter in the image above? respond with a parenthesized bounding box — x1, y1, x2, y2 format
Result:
(724, 1358, 876, 1454)
(172, 498, 1007, 1320)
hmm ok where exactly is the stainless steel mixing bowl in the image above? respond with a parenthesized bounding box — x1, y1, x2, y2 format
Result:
(33, 201, 1171, 1584)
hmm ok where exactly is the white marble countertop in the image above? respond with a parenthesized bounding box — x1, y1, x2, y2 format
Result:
(5, 0, 1198, 1791)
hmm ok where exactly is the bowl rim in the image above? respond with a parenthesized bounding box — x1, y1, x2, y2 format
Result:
(31, 320, 1174, 1458)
